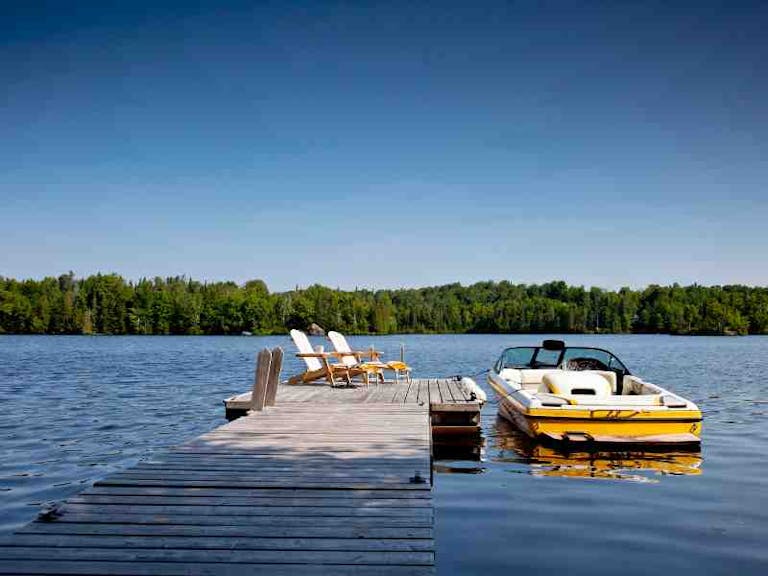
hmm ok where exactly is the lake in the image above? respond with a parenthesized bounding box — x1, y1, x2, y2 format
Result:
(0, 334, 766, 574)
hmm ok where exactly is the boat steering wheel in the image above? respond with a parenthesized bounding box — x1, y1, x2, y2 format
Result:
(559, 357, 610, 371)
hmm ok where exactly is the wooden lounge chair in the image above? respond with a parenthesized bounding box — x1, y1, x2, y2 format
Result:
(327, 331, 412, 384)
(324, 331, 385, 385)
(287, 329, 354, 387)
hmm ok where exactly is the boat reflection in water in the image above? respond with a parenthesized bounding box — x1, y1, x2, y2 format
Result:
(491, 417, 702, 482)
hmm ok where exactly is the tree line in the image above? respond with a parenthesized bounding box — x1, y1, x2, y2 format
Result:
(1, 273, 766, 336)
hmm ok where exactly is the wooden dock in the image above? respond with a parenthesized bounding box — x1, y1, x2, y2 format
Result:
(225, 378, 482, 435)
(0, 403, 435, 575)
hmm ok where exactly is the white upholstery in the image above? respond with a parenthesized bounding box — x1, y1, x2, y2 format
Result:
(623, 375, 650, 395)
(290, 329, 322, 371)
(543, 372, 612, 397)
(501, 368, 619, 396)
(593, 370, 617, 393)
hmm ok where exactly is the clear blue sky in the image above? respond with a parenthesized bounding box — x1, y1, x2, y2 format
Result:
(1, 0, 766, 291)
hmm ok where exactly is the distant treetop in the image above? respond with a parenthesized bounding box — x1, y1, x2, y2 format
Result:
(0, 274, 764, 336)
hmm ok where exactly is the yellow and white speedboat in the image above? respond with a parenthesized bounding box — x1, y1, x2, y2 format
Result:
(487, 340, 702, 445)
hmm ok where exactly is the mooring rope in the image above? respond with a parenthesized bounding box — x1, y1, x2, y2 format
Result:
(457, 368, 490, 380)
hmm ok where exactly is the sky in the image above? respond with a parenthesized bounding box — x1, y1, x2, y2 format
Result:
(1, 0, 767, 291)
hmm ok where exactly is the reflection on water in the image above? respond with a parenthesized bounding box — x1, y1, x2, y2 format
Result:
(432, 463, 487, 474)
(490, 417, 702, 482)
(433, 437, 482, 461)
(432, 417, 702, 482)
(432, 435, 486, 474)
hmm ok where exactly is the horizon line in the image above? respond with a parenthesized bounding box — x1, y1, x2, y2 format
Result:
(2, 271, 767, 292)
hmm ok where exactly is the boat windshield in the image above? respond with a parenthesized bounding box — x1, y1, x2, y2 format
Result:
(496, 345, 630, 375)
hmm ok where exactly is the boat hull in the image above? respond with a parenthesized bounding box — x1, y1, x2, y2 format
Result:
(497, 395, 702, 445)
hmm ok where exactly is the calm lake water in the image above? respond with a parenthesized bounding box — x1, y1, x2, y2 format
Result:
(0, 334, 766, 574)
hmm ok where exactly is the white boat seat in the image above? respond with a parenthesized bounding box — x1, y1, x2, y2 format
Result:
(592, 370, 617, 393)
(543, 372, 612, 397)
(500, 368, 560, 390)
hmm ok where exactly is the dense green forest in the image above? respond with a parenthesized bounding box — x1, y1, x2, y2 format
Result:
(1, 273, 766, 336)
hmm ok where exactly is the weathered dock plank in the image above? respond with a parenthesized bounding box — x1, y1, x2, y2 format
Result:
(0, 403, 434, 575)
(64, 495, 432, 508)
(0, 547, 435, 565)
(16, 522, 433, 539)
(81, 486, 432, 498)
(0, 561, 434, 576)
(224, 378, 482, 436)
(2, 534, 434, 551)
